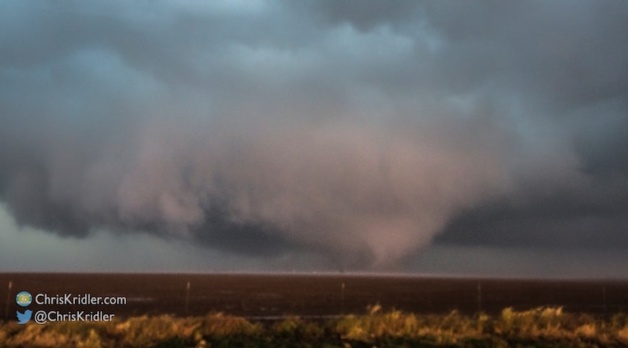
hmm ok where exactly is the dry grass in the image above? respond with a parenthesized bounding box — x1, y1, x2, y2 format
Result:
(1, 307, 627, 347)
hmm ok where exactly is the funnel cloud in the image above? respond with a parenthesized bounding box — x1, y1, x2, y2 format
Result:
(1, 1, 628, 270)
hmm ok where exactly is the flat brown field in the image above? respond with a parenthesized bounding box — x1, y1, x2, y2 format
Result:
(1, 273, 627, 320)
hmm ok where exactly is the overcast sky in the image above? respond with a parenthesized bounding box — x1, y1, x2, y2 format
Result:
(1, 1, 627, 277)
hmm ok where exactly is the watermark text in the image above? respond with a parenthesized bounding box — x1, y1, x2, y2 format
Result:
(34, 310, 115, 324)
(35, 293, 127, 306)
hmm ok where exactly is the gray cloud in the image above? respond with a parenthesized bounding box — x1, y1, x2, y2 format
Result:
(1, 1, 628, 269)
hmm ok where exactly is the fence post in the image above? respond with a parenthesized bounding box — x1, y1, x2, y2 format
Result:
(185, 281, 191, 314)
(477, 282, 482, 314)
(602, 285, 607, 315)
(5, 281, 12, 320)
(341, 282, 345, 315)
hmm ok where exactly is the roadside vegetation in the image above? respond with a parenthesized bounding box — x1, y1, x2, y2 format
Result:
(1, 306, 628, 347)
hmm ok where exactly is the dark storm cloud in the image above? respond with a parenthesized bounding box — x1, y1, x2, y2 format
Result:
(1, 1, 628, 268)
(423, 0, 628, 249)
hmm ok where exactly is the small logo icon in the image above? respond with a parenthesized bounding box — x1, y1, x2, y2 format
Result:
(17, 310, 32, 324)
(16, 291, 32, 307)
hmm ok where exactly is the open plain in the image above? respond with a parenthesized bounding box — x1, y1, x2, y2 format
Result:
(2, 273, 627, 320)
